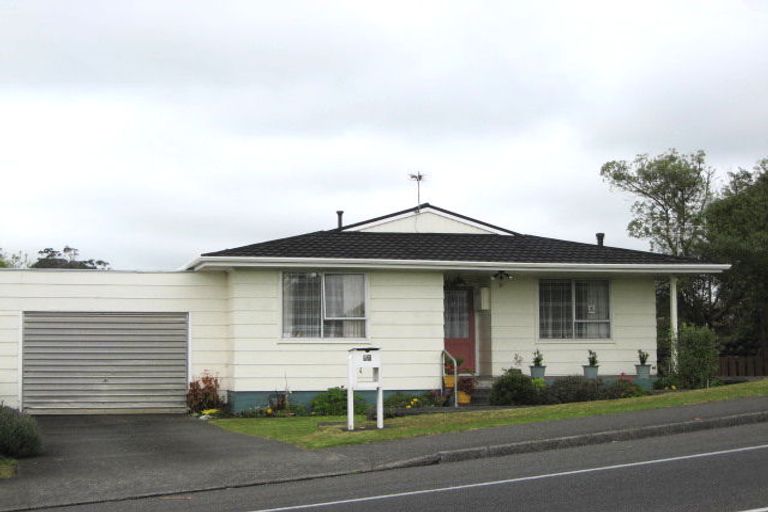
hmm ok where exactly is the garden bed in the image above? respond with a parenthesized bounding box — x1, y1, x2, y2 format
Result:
(212, 379, 768, 449)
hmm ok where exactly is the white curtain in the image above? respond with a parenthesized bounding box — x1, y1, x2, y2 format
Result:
(282, 272, 322, 337)
(575, 280, 610, 338)
(539, 280, 573, 339)
(323, 274, 366, 338)
(444, 289, 469, 339)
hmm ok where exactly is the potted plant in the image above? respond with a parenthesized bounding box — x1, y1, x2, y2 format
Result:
(457, 375, 476, 405)
(443, 357, 463, 388)
(583, 350, 599, 380)
(636, 349, 651, 380)
(530, 349, 546, 379)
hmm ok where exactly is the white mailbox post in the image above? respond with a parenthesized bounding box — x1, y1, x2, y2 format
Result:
(347, 347, 383, 431)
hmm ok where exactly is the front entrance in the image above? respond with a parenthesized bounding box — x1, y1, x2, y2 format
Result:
(444, 288, 476, 372)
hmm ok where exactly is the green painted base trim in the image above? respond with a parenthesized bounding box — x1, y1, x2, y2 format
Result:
(227, 389, 428, 413)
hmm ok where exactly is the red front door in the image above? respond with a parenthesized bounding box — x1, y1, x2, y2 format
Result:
(444, 288, 476, 373)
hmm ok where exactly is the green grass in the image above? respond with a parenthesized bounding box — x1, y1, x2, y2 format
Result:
(0, 457, 17, 479)
(212, 379, 768, 449)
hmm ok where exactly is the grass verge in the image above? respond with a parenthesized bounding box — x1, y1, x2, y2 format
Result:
(0, 457, 17, 479)
(212, 379, 768, 449)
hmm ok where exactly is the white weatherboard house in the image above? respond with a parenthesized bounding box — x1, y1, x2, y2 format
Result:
(0, 204, 728, 414)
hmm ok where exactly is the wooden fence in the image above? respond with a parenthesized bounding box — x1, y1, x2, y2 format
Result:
(718, 351, 768, 378)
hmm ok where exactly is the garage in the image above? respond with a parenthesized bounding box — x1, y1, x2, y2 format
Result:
(22, 312, 189, 414)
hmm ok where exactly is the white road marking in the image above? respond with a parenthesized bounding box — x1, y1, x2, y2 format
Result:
(735, 509, 768, 512)
(250, 443, 768, 512)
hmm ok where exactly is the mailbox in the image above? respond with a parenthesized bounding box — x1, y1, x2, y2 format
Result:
(347, 347, 383, 431)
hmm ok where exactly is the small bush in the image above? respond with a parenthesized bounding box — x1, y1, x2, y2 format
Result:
(677, 324, 720, 389)
(0, 405, 42, 458)
(600, 380, 646, 399)
(187, 371, 224, 414)
(489, 370, 541, 405)
(546, 376, 601, 403)
(653, 374, 681, 390)
(311, 387, 367, 415)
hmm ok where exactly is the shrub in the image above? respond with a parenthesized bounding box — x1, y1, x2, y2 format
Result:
(0, 405, 41, 458)
(600, 380, 646, 399)
(489, 370, 541, 405)
(677, 324, 720, 389)
(638, 349, 650, 365)
(187, 371, 224, 414)
(546, 376, 601, 403)
(310, 387, 367, 415)
(532, 349, 544, 367)
(587, 350, 599, 367)
(653, 374, 681, 390)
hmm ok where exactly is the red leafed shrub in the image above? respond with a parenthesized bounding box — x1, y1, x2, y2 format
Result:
(187, 371, 224, 413)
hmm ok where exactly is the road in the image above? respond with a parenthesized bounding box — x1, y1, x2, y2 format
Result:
(39, 422, 768, 512)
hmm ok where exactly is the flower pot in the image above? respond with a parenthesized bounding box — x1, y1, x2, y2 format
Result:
(635, 364, 651, 380)
(443, 375, 456, 388)
(457, 390, 472, 405)
(530, 365, 546, 379)
(583, 365, 599, 380)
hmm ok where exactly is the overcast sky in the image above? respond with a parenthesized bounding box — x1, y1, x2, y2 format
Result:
(1, 1, 766, 269)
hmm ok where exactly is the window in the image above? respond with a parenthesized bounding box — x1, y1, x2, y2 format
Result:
(444, 289, 469, 339)
(539, 279, 610, 339)
(282, 272, 366, 339)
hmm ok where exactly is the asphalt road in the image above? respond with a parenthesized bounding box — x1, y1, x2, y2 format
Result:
(38, 422, 768, 512)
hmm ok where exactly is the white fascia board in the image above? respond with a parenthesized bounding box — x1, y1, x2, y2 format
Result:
(344, 206, 511, 235)
(189, 256, 730, 274)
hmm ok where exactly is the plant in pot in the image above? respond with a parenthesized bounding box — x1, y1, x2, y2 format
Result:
(530, 349, 546, 379)
(636, 349, 651, 380)
(443, 357, 463, 389)
(457, 375, 476, 405)
(583, 350, 599, 380)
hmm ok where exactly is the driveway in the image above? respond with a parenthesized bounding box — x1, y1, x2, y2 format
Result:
(0, 415, 363, 511)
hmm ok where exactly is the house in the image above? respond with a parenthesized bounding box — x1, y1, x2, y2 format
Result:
(0, 204, 728, 414)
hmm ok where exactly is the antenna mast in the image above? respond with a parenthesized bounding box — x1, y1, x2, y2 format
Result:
(409, 172, 425, 209)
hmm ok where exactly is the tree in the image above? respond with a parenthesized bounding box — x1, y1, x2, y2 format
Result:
(30, 246, 109, 269)
(0, 248, 31, 268)
(600, 150, 717, 371)
(704, 160, 768, 353)
(600, 149, 714, 257)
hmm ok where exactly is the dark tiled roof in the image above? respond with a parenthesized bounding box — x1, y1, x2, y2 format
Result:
(203, 231, 703, 265)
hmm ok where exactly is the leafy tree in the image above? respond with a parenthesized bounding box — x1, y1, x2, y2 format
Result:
(600, 150, 716, 371)
(30, 246, 109, 269)
(600, 149, 714, 257)
(704, 160, 768, 353)
(0, 249, 31, 268)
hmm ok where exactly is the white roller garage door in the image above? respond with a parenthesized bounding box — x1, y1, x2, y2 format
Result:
(22, 312, 189, 414)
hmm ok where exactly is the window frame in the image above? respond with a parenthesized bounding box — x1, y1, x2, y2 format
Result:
(280, 271, 369, 342)
(537, 278, 613, 342)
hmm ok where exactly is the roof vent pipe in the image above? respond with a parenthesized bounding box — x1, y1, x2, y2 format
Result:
(596, 232, 605, 247)
(336, 210, 344, 229)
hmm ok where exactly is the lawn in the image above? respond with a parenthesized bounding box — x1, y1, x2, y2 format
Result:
(212, 379, 768, 449)
(0, 457, 17, 479)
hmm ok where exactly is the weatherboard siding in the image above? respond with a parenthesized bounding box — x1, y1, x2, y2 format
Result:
(490, 276, 657, 376)
(0, 270, 230, 408)
(357, 211, 493, 234)
(227, 269, 444, 393)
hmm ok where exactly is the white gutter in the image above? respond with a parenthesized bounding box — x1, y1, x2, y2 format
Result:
(184, 256, 730, 274)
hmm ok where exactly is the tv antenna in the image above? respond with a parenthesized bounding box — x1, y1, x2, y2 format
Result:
(409, 172, 425, 209)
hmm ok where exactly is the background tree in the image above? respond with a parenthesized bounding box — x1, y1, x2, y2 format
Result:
(600, 149, 714, 257)
(600, 149, 717, 369)
(704, 160, 768, 354)
(30, 246, 109, 269)
(0, 248, 32, 268)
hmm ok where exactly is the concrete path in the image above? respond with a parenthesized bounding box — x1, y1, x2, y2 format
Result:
(2, 396, 767, 511)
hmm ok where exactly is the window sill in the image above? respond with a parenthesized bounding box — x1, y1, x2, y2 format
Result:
(278, 339, 372, 345)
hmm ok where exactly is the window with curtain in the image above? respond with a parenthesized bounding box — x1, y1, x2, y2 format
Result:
(444, 289, 469, 339)
(539, 279, 610, 339)
(282, 272, 366, 338)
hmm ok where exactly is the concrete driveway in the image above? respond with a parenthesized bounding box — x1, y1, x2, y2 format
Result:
(0, 415, 362, 511)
